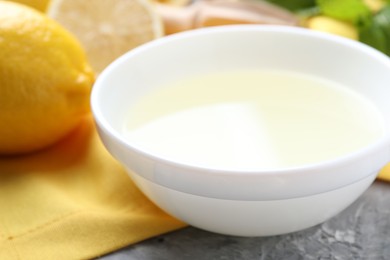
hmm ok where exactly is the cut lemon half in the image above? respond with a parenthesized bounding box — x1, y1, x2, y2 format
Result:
(48, 0, 164, 73)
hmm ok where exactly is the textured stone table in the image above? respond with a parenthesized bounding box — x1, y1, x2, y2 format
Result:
(101, 180, 390, 259)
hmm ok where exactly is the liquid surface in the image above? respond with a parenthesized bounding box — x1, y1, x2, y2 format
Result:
(123, 70, 385, 170)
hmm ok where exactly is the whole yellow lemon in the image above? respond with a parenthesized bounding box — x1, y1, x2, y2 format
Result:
(0, 1, 94, 155)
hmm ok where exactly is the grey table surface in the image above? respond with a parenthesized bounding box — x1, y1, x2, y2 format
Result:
(100, 180, 390, 260)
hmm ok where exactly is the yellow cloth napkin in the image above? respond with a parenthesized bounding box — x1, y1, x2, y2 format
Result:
(378, 163, 390, 182)
(0, 116, 186, 260)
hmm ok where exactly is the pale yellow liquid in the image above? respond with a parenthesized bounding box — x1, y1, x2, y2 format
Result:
(123, 70, 385, 170)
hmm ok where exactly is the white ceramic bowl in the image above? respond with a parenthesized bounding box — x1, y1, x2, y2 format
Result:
(91, 25, 390, 236)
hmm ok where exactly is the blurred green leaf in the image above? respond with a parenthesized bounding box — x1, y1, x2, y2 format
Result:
(359, 5, 390, 55)
(264, 0, 316, 12)
(316, 0, 371, 22)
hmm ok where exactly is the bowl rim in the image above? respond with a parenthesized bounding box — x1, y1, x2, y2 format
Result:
(91, 25, 390, 174)
(91, 25, 390, 179)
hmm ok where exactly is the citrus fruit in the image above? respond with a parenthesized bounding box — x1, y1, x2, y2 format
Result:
(47, 0, 164, 73)
(0, 1, 94, 155)
(305, 15, 358, 40)
(4, 0, 49, 11)
(363, 0, 386, 12)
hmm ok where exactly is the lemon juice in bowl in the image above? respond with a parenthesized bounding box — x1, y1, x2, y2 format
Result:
(122, 69, 386, 170)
